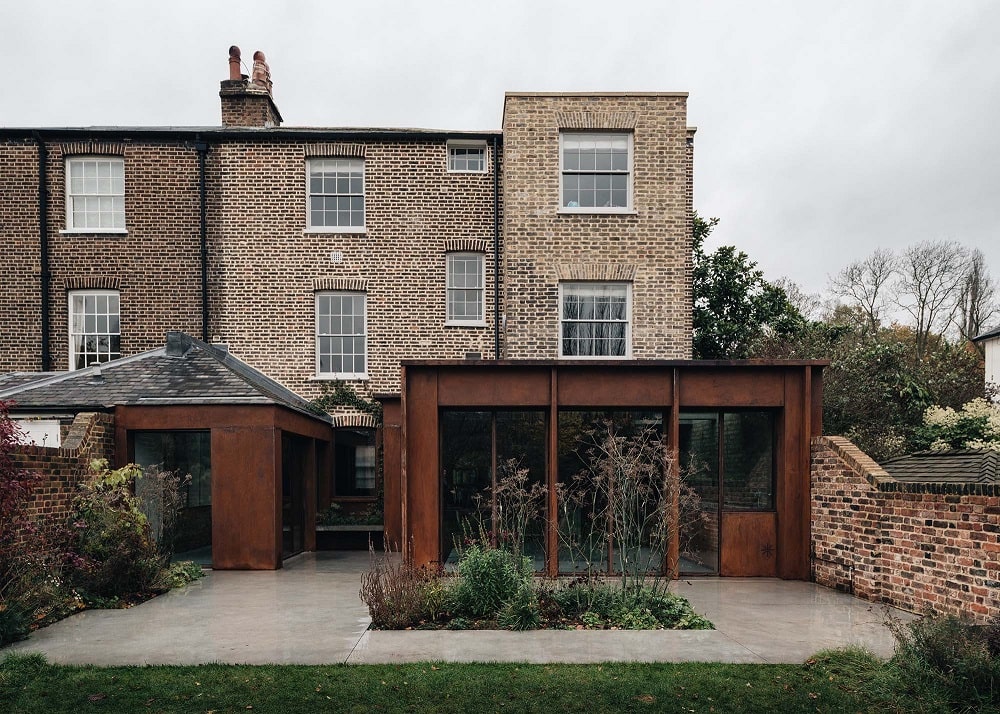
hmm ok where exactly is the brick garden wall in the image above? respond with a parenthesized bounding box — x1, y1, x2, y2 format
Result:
(13, 412, 115, 527)
(811, 435, 1000, 621)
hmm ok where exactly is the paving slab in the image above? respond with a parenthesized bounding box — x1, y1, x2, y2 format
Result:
(3, 552, 911, 666)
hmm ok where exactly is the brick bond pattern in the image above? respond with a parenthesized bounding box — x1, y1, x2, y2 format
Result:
(501, 94, 694, 359)
(204, 139, 499, 398)
(13, 412, 115, 530)
(0, 139, 205, 373)
(0, 140, 43, 372)
(0, 138, 501, 397)
(811, 435, 1000, 620)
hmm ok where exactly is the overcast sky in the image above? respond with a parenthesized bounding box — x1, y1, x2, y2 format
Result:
(4, 0, 998, 303)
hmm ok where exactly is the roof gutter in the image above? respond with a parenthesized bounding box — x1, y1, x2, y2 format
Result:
(32, 131, 51, 371)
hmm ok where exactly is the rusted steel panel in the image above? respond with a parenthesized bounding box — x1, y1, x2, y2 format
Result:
(436, 367, 550, 406)
(381, 398, 403, 550)
(405, 370, 440, 566)
(777, 369, 809, 580)
(211, 425, 280, 570)
(678, 369, 784, 406)
(720, 512, 777, 577)
(558, 367, 672, 406)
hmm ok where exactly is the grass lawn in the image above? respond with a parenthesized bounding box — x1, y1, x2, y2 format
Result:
(0, 651, 939, 713)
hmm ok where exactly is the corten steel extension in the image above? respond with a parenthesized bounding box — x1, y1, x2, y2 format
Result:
(398, 360, 826, 580)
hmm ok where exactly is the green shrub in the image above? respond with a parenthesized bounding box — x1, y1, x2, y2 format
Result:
(579, 611, 604, 629)
(155, 560, 205, 590)
(450, 545, 532, 618)
(497, 585, 541, 631)
(360, 550, 446, 629)
(64, 462, 164, 601)
(0, 603, 30, 645)
(549, 580, 620, 620)
(889, 614, 999, 709)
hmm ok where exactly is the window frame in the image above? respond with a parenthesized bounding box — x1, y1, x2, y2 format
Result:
(63, 156, 127, 233)
(305, 158, 366, 233)
(558, 132, 634, 214)
(446, 140, 488, 174)
(68, 289, 122, 370)
(315, 291, 368, 380)
(558, 281, 632, 359)
(445, 252, 486, 326)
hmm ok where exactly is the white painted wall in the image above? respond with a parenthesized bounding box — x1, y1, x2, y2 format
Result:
(15, 419, 61, 447)
(985, 336, 1000, 401)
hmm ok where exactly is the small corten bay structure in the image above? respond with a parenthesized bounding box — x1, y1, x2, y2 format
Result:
(400, 360, 825, 579)
(2, 332, 333, 570)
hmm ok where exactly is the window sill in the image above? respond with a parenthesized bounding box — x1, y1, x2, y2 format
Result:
(557, 209, 637, 216)
(445, 320, 487, 328)
(59, 228, 128, 235)
(304, 227, 366, 235)
(557, 354, 632, 360)
(311, 374, 369, 381)
(447, 169, 489, 175)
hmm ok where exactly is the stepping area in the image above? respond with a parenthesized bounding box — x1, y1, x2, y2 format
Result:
(3, 552, 907, 666)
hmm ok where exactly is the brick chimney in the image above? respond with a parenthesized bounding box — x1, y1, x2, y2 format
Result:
(219, 46, 283, 128)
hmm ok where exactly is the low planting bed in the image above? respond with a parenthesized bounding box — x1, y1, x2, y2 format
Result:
(360, 545, 713, 632)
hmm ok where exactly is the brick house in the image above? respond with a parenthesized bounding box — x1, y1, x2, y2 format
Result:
(1, 47, 825, 575)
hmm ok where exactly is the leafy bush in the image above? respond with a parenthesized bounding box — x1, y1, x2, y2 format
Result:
(360, 548, 446, 629)
(155, 560, 205, 590)
(497, 585, 541, 631)
(913, 398, 1000, 451)
(542, 580, 713, 630)
(63, 461, 166, 602)
(888, 613, 999, 709)
(0, 602, 30, 645)
(450, 545, 532, 619)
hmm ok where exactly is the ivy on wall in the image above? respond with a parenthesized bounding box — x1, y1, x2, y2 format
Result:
(309, 381, 383, 423)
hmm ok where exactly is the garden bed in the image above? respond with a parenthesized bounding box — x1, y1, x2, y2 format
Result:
(361, 545, 713, 632)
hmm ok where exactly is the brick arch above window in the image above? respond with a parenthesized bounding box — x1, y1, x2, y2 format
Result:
(313, 277, 368, 292)
(304, 143, 367, 158)
(59, 142, 127, 157)
(556, 112, 637, 130)
(63, 276, 122, 291)
(443, 238, 490, 254)
(555, 263, 637, 282)
(331, 414, 380, 429)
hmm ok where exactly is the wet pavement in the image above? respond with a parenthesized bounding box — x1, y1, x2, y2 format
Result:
(3, 551, 909, 665)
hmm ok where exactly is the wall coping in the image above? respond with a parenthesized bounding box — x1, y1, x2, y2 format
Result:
(813, 435, 1000, 497)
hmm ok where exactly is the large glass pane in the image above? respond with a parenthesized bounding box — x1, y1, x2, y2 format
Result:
(557, 410, 664, 575)
(722, 412, 775, 510)
(133, 430, 212, 564)
(335, 429, 376, 496)
(495, 411, 547, 571)
(678, 413, 720, 574)
(441, 411, 492, 567)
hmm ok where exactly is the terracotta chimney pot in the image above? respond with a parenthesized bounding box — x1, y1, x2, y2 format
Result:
(228, 46, 242, 81)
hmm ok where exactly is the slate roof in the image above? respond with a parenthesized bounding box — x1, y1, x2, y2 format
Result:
(882, 449, 1000, 485)
(0, 332, 330, 423)
(0, 373, 50, 391)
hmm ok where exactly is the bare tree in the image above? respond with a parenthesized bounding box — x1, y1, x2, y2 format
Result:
(773, 277, 822, 321)
(895, 240, 968, 360)
(828, 248, 897, 332)
(956, 248, 997, 348)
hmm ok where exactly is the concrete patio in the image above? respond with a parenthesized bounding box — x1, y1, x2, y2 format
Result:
(3, 551, 909, 666)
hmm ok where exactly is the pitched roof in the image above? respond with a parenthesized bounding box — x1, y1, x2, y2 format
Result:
(973, 325, 1000, 342)
(882, 449, 1000, 485)
(0, 332, 330, 423)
